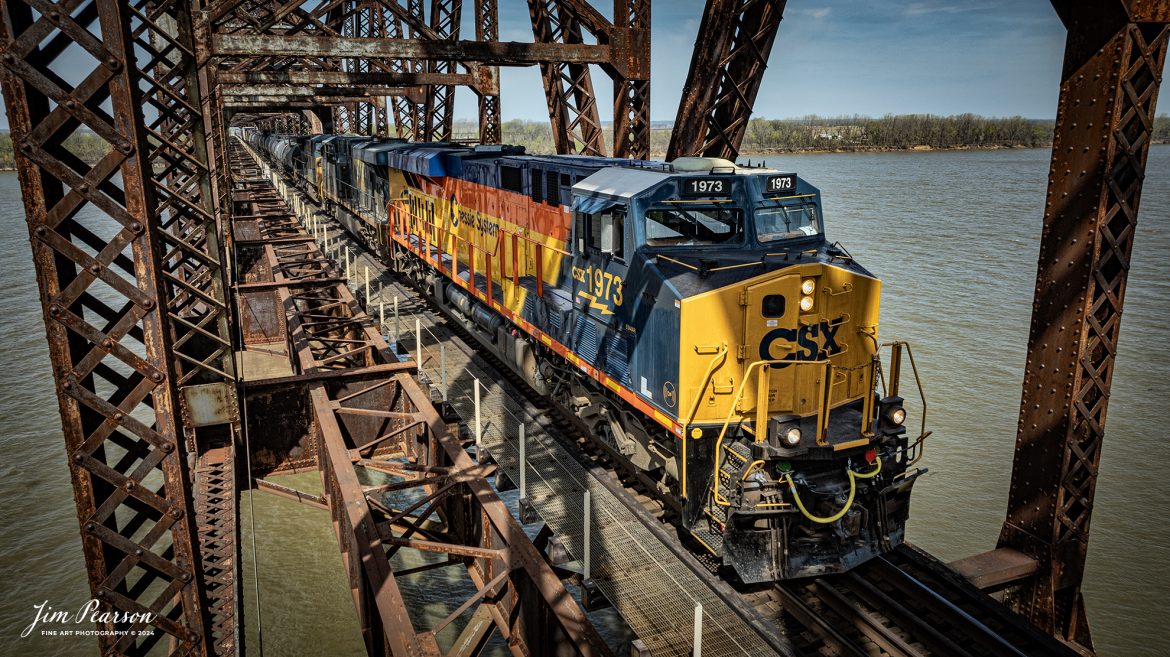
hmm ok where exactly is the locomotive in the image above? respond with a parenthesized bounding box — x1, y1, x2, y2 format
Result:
(246, 129, 929, 583)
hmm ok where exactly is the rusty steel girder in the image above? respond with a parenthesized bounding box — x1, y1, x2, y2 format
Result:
(202, 0, 638, 151)
(527, 0, 650, 157)
(611, 0, 650, 158)
(475, 0, 502, 143)
(335, 1, 393, 135)
(0, 0, 243, 654)
(204, 0, 502, 141)
(997, 1, 1168, 652)
(390, 0, 429, 140)
(668, 0, 785, 160)
(529, 0, 609, 156)
(421, 0, 462, 141)
(232, 139, 614, 657)
(203, 0, 396, 135)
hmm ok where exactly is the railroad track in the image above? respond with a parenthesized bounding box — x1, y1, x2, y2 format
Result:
(268, 161, 1077, 657)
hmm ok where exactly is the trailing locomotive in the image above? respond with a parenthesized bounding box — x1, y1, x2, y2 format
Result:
(246, 129, 929, 583)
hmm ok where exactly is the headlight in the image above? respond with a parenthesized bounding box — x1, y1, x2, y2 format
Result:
(799, 295, 814, 312)
(878, 395, 906, 432)
(782, 426, 802, 447)
(888, 407, 906, 426)
(801, 278, 816, 295)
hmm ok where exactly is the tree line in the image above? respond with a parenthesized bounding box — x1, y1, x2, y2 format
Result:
(0, 131, 112, 169)
(740, 114, 1054, 152)
(486, 113, 1170, 156)
(0, 113, 1166, 168)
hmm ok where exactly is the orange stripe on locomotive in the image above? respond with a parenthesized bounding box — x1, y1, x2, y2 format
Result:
(385, 171, 684, 437)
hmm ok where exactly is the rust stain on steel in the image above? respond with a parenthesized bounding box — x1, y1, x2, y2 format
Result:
(421, 0, 461, 142)
(530, 0, 610, 156)
(527, 0, 651, 157)
(212, 33, 616, 62)
(200, 0, 641, 149)
(182, 383, 242, 427)
(998, 0, 1168, 651)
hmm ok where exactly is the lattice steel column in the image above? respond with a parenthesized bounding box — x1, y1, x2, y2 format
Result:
(529, 0, 608, 155)
(998, 2, 1168, 651)
(335, 104, 356, 133)
(390, 0, 427, 139)
(612, 0, 650, 158)
(475, 0, 502, 143)
(668, 0, 785, 160)
(191, 7, 246, 655)
(0, 0, 243, 653)
(423, 0, 462, 141)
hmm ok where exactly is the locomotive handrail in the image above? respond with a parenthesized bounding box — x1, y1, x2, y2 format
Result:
(880, 340, 931, 465)
(654, 254, 699, 271)
(389, 198, 573, 258)
(388, 198, 570, 303)
(389, 199, 501, 286)
(652, 254, 764, 274)
(711, 357, 833, 507)
(333, 178, 389, 222)
(680, 343, 729, 498)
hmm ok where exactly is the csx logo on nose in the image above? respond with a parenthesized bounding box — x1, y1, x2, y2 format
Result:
(759, 319, 844, 364)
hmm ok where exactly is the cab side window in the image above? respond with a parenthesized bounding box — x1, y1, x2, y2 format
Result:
(576, 208, 625, 262)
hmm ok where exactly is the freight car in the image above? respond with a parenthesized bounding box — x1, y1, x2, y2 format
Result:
(247, 131, 930, 583)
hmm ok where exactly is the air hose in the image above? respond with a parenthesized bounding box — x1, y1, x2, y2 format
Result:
(784, 457, 883, 524)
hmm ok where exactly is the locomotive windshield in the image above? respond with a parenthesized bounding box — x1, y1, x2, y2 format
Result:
(755, 202, 821, 242)
(645, 205, 743, 247)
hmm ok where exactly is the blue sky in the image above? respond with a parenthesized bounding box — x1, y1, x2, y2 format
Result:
(0, 1, 1165, 128)
(461, 0, 1170, 122)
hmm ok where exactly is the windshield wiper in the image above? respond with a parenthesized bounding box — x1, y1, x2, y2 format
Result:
(826, 241, 853, 262)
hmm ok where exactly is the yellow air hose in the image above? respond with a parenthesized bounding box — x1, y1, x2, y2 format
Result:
(784, 457, 883, 524)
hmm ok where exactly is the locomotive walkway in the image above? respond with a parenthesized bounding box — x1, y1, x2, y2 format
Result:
(244, 143, 790, 657)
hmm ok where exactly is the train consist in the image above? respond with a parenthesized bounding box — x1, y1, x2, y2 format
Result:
(245, 129, 929, 583)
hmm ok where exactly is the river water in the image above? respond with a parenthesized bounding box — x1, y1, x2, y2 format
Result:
(0, 146, 1166, 656)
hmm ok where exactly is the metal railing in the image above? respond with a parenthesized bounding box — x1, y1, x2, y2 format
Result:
(707, 341, 928, 507)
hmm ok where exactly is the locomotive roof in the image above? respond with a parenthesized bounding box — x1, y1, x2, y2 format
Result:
(572, 166, 673, 200)
(353, 139, 410, 165)
(386, 143, 472, 177)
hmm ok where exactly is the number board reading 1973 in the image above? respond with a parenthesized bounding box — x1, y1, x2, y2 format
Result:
(681, 177, 733, 197)
(764, 173, 797, 194)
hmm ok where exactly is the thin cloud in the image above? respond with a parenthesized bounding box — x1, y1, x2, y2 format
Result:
(796, 7, 833, 21)
(904, 3, 970, 16)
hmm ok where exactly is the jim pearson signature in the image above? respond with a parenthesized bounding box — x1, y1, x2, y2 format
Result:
(21, 600, 156, 638)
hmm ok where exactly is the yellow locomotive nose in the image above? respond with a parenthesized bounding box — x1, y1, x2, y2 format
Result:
(677, 262, 880, 441)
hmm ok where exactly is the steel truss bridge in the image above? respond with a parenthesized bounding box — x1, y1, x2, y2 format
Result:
(0, 0, 1165, 656)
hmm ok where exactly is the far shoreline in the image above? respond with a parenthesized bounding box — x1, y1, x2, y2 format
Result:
(0, 140, 1165, 173)
(704, 141, 1167, 160)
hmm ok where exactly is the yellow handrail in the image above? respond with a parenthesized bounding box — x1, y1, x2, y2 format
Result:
(880, 340, 930, 465)
(680, 344, 728, 499)
(711, 358, 828, 506)
(683, 345, 729, 428)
